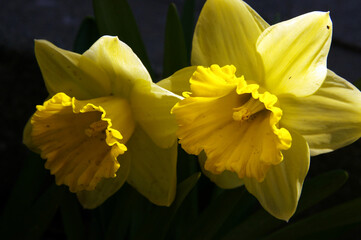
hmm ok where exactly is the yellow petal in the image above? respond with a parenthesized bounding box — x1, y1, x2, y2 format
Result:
(82, 36, 152, 98)
(126, 127, 177, 206)
(198, 151, 243, 189)
(280, 70, 361, 156)
(35, 40, 111, 99)
(244, 1, 270, 30)
(76, 153, 130, 209)
(31, 92, 135, 192)
(244, 130, 310, 221)
(130, 80, 181, 149)
(191, 0, 265, 81)
(257, 12, 332, 97)
(157, 66, 196, 95)
(190, 65, 239, 97)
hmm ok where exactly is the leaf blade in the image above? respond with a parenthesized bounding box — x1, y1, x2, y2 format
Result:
(162, 3, 188, 78)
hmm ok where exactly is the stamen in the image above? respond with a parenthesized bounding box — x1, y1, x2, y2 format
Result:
(85, 120, 108, 137)
(233, 108, 251, 121)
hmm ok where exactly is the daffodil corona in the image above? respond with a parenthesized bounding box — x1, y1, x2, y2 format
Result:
(160, 0, 361, 220)
(24, 36, 181, 208)
(31, 93, 133, 192)
(172, 65, 292, 182)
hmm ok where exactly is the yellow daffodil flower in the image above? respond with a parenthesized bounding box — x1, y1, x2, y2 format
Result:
(23, 36, 181, 208)
(159, 0, 361, 220)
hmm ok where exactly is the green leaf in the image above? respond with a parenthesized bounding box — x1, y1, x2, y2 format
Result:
(353, 77, 361, 90)
(164, 148, 199, 239)
(222, 205, 283, 240)
(223, 170, 349, 240)
(212, 189, 259, 240)
(92, 0, 154, 77)
(184, 188, 247, 240)
(5, 184, 65, 240)
(60, 192, 86, 240)
(89, 209, 104, 240)
(162, 3, 188, 78)
(133, 172, 201, 240)
(0, 153, 47, 236)
(296, 169, 348, 213)
(181, 0, 195, 60)
(105, 184, 137, 240)
(73, 17, 100, 54)
(25, 185, 64, 239)
(261, 197, 361, 240)
(287, 223, 360, 240)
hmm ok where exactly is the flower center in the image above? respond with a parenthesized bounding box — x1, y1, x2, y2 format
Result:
(232, 96, 265, 121)
(85, 120, 108, 137)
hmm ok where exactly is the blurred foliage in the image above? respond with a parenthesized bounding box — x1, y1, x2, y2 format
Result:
(2, 152, 361, 239)
(162, 3, 188, 78)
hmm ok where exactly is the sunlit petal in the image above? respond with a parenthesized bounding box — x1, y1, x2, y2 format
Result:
(257, 12, 332, 96)
(157, 66, 196, 95)
(83, 36, 152, 98)
(130, 80, 181, 148)
(192, 0, 265, 80)
(35, 40, 111, 99)
(280, 70, 361, 156)
(244, 130, 309, 221)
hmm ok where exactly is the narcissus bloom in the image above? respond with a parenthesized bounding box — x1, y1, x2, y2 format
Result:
(159, 0, 361, 220)
(24, 36, 181, 208)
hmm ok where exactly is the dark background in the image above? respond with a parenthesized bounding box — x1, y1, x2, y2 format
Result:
(1, 0, 361, 237)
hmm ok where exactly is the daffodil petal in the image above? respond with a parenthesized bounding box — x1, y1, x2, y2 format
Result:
(76, 154, 130, 209)
(191, 0, 265, 80)
(130, 81, 182, 149)
(126, 127, 177, 206)
(244, 130, 310, 221)
(35, 40, 111, 99)
(244, 1, 270, 30)
(157, 66, 196, 95)
(198, 151, 243, 189)
(82, 36, 152, 98)
(280, 70, 361, 156)
(257, 12, 332, 97)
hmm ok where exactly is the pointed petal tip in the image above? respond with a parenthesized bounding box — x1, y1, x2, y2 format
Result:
(34, 39, 52, 49)
(257, 10, 333, 97)
(275, 211, 294, 222)
(96, 35, 120, 43)
(314, 11, 332, 26)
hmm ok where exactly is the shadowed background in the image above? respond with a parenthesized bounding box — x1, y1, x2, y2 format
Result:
(1, 0, 361, 238)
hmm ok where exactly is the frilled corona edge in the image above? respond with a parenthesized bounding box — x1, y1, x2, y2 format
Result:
(31, 92, 128, 192)
(172, 65, 292, 181)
